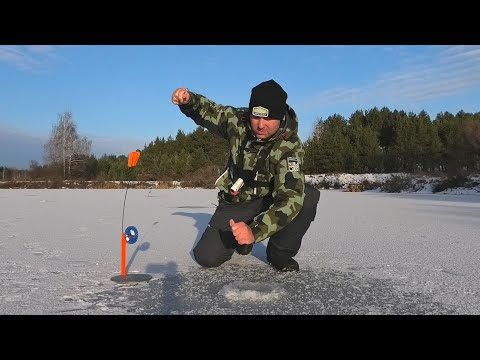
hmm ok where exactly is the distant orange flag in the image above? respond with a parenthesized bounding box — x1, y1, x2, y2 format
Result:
(128, 151, 141, 167)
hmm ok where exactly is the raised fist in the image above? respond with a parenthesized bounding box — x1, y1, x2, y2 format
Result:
(171, 88, 190, 105)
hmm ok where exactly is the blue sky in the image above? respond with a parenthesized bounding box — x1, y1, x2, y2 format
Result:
(1, 45, 479, 169)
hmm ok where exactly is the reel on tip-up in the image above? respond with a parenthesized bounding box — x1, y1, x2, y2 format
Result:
(124, 225, 139, 244)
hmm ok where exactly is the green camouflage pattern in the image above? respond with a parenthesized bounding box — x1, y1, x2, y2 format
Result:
(178, 91, 305, 243)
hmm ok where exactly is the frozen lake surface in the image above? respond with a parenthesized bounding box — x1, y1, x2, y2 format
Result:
(1, 188, 479, 315)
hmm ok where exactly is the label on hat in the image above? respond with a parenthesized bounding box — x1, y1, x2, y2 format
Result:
(252, 106, 269, 117)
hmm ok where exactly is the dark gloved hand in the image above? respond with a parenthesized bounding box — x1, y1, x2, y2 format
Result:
(236, 243, 253, 255)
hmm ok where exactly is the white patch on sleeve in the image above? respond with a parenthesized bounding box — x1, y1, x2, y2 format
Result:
(287, 157, 300, 172)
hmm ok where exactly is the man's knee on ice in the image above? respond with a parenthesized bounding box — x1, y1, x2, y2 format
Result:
(193, 248, 223, 268)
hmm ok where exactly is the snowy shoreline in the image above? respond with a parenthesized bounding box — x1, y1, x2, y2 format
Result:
(1, 173, 479, 195)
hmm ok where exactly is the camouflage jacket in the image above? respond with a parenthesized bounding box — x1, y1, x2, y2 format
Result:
(178, 91, 305, 243)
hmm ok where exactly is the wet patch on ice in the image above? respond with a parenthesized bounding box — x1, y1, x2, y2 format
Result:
(219, 281, 287, 302)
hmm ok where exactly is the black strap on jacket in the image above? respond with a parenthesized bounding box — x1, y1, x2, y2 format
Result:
(228, 135, 275, 191)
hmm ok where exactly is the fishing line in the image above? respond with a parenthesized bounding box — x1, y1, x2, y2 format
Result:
(121, 182, 129, 235)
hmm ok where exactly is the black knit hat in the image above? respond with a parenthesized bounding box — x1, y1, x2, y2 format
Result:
(248, 80, 287, 120)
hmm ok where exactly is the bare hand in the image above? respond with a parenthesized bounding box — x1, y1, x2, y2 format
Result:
(171, 88, 190, 105)
(229, 219, 254, 245)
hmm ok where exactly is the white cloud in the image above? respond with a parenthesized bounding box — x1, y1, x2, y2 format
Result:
(0, 45, 64, 73)
(302, 45, 480, 110)
(26, 45, 57, 56)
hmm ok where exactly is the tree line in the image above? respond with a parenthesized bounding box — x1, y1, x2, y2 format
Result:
(303, 108, 480, 177)
(1, 107, 479, 183)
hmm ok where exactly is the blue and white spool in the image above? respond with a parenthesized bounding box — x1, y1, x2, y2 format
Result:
(124, 225, 139, 244)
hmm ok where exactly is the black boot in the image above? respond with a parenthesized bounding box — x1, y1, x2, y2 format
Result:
(271, 258, 299, 272)
(236, 243, 253, 255)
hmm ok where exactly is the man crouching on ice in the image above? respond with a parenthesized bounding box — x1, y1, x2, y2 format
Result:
(171, 79, 320, 272)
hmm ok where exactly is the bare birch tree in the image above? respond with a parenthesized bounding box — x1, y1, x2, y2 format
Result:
(44, 111, 91, 179)
(69, 136, 92, 177)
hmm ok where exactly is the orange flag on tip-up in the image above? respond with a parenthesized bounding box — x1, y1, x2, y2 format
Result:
(128, 151, 141, 167)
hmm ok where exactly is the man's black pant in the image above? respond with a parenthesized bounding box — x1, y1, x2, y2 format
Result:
(193, 183, 321, 269)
